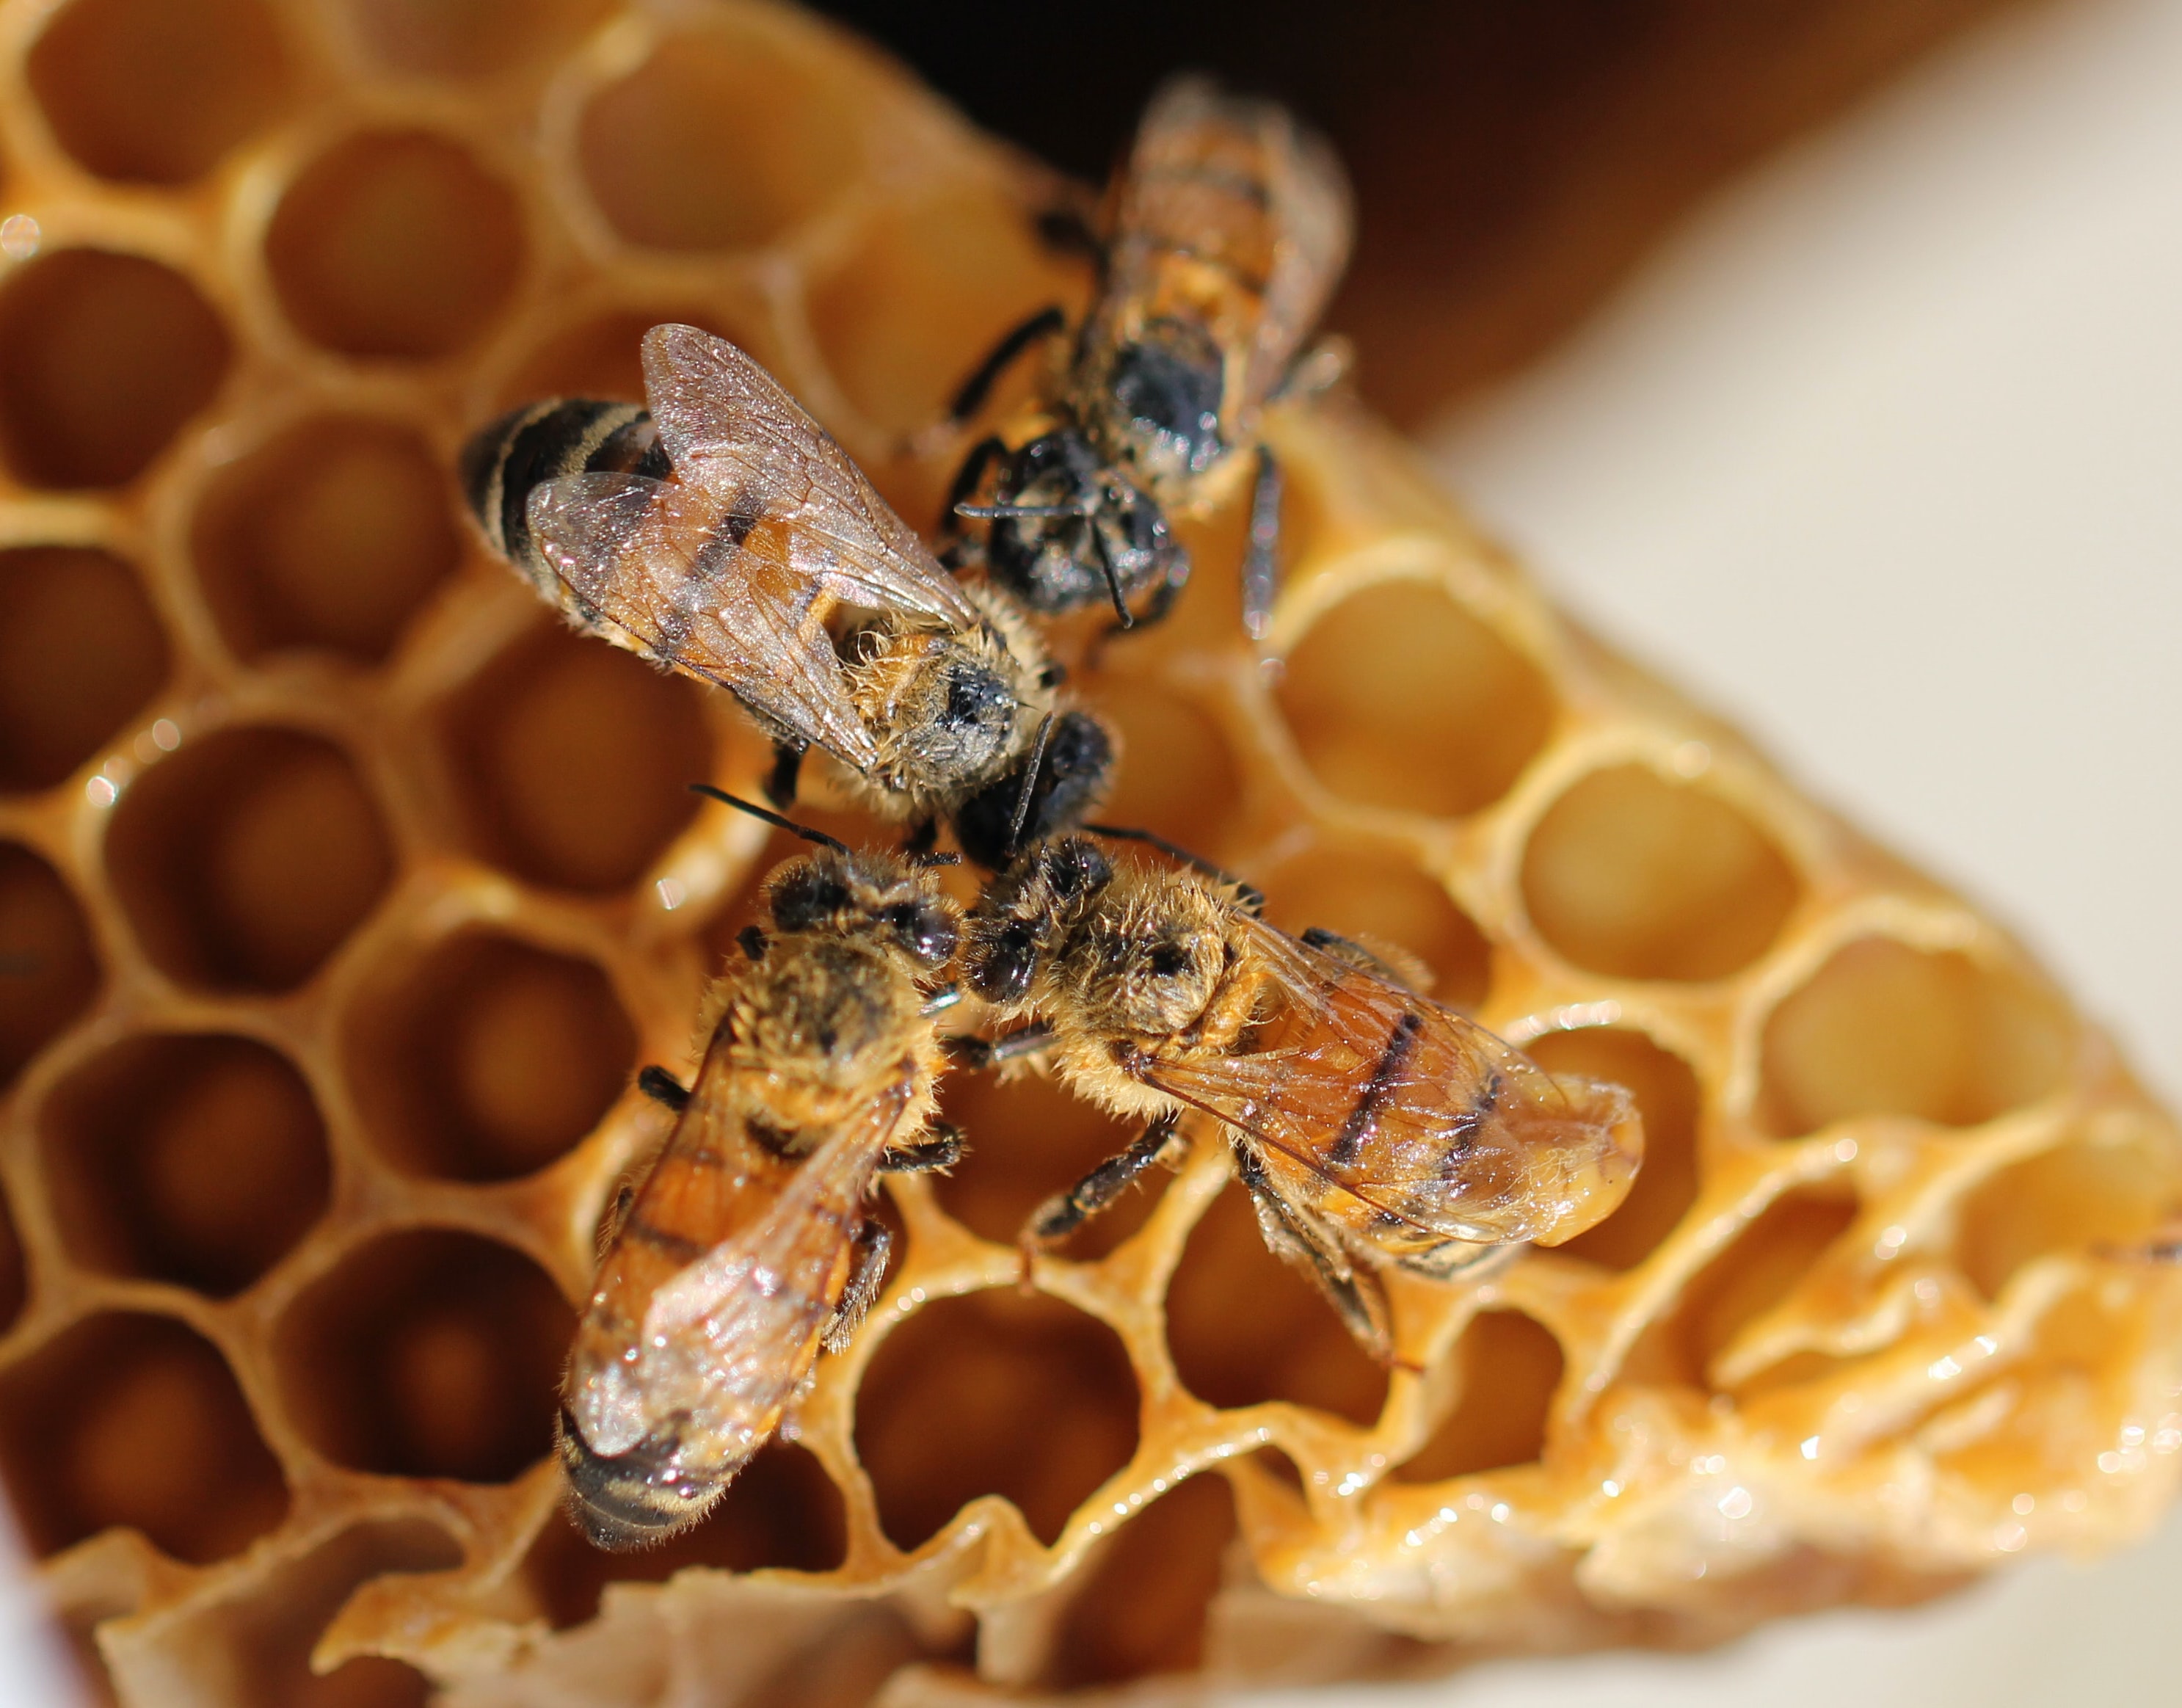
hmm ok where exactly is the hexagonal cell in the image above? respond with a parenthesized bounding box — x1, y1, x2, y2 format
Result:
(810, 186, 1091, 437)
(496, 305, 771, 409)
(41, 1032, 329, 1296)
(275, 1229, 572, 1482)
(934, 1067, 1164, 1262)
(0, 546, 168, 792)
(1165, 1177, 1388, 1427)
(1258, 845, 1491, 1009)
(1630, 1188, 1860, 1390)
(139, 1517, 457, 1708)
(1531, 1028, 1701, 1271)
(577, 27, 865, 252)
(106, 726, 394, 992)
(0, 842, 101, 1089)
(27, 0, 289, 186)
(1521, 763, 1800, 981)
(523, 1441, 846, 1628)
(1274, 578, 1554, 819)
(1083, 678, 1240, 861)
(1760, 936, 2073, 1137)
(0, 249, 230, 489)
(0, 1193, 25, 1341)
(857, 1289, 1139, 1551)
(1957, 1135, 2182, 1301)
(1052, 1471, 1234, 1688)
(342, 0, 611, 79)
(265, 130, 523, 360)
(440, 619, 709, 893)
(191, 416, 460, 664)
(1393, 1311, 1562, 1483)
(0, 1312, 287, 1562)
(345, 930, 634, 1182)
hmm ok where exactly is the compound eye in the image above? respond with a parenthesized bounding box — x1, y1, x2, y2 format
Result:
(769, 867, 851, 933)
(967, 923, 1038, 1006)
(942, 664, 1014, 735)
(1047, 838, 1112, 901)
(885, 902, 959, 968)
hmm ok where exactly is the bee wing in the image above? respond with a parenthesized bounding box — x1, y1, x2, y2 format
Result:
(1118, 79, 1354, 423)
(568, 1078, 907, 1458)
(1144, 920, 1638, 1246)
(527, 469, 877, 764)
(639, 325, 981, 628)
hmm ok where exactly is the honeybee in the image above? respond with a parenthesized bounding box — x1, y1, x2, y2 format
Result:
(461, 325, 1113, 865)
(957, 835, 1643, 1360)
(557, 792, 964, 1549)
(940, 76, 1353, 639)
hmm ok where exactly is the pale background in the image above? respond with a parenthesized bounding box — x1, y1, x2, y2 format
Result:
(4, 0, 2181, 1700)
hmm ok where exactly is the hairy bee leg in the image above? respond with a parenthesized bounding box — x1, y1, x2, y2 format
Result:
(763, 743, 804, 810)
(1022, 1114, 1181, 1249)
(1234, 1143, 1397, 1366)
(636, 1065, 691, 1113)
(944, 1023, 1056, 1071)
(879, 1122, 964, 1173)
(1240, 444, 1284, 643)
(940, 304, 1069, 430)
(822, 1218, 893, 1354)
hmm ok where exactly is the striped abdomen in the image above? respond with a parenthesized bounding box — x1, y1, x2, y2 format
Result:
(459, 398, 668, 604)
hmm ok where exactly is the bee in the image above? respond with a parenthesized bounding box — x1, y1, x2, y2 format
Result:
(939, 76, 1353, 640)
(557, 791, 965, 1549)
(460, 324, 1113, 866)
(956, 834, 1643, 1361)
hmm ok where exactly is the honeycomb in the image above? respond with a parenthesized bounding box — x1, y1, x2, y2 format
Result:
(0, 1, 2176, 1705)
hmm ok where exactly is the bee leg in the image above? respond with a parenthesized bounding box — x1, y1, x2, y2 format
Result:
(939, 305, 1069, 432)
(822, 1219, 893, 1354)
(636, 1065, 691, 1113)
(763, 742, 804, 810)
(736, 924, 768, 963)
(939, 434, 1008, 548)
(944, 1023, 1055, 1072)
(1240, 444, 1284, 644)
(879, 1122, 965, 1174)
(1234, 1144, 1398, 1366)
(1022, 1114, 1181, 1250)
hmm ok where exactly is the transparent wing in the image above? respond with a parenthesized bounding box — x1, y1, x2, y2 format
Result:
(527, 468, 876, 763)
(1145, 921, 1637, 1246)
(640, 324, 981, 627)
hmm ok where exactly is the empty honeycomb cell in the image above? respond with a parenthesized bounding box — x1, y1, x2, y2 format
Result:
(163, 1518, 459, 1708)
(273, 1230, 572, 1482)
(0, 249, 230, 489)
(1759, 936, 2073, 1137)
(0, 1193, 23, 1340)
(934, 1066, 1165, 1261)
(41, 1031, 329, 1296)
(856, 1289, 1139, 1550)
(1274, 578, 1555, 819)
(345, 931, 635, 1182)
(576, 28, 864, 252)
(1636, 1188, 1861, 1389)
(1259, 844, 1493, 1009)
(342, 0, 611, 79)
(808, 187, 1089, 437)
(105, 726, 394, 992)
(0, 546, 168, 791)
(1165, 1177, 1389, 1427)
(0, 843, 101, 1087)
(1957, 1136, 2182, 1301)
(1393, 1310, 1563, 1483)
(0, 1312, 286, 1563)
(27, 0, 288, 186)
(265, 131, 524, 360)
(1052, 1471, 1234, 1687)
(190, 416, 461, 664)
(498, 306, 768, 407)
(443, 619, 710, 893)
(523, 1442, 847, 1629)
(1082, 678, 1240, 860)
(1529, 1028, 1701, 1271)
(1521, 763, 1800, 982)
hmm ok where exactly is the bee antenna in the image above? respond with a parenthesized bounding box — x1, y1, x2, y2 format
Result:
(1081, 824, 1265, 910)
(909, 849, 962, 869)
(1004, 713, 1058, 862)
(953, 499, 1098, 520)
(689, 784, 850, 853)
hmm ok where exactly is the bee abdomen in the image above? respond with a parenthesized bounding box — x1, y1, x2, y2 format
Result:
(555, 1409, 729, 1552)
(459, 399, 667, 590)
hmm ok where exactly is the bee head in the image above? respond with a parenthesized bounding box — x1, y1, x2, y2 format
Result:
(951, 708, 1116, 870)
(764, 847, 960, 970)
(978, 429, 1185, 622)
(1099, 316, 1226, 487)
(965, 835, 1113, 1006)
